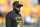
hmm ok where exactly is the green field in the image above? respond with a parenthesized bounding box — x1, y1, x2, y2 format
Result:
(0, 24, 40, 27)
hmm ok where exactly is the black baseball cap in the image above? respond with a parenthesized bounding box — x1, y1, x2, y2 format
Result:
(13, 1, 23, 7)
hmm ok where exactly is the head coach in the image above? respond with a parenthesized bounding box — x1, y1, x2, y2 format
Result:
(6, 1, 23, 27)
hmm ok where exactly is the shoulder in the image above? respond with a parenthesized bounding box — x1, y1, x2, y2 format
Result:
(6, 11, 13, 16)
(6, 11, 15, 16)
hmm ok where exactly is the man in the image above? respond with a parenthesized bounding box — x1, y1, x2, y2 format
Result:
(6, 1, 23, 27)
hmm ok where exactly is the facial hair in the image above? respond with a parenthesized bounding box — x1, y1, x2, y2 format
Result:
(14, 8, 20, 14)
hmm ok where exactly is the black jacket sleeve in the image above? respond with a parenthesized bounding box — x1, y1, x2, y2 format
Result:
(6, 14, 11, 27)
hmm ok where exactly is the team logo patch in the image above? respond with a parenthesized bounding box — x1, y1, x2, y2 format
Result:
(15, 16, 23, 27)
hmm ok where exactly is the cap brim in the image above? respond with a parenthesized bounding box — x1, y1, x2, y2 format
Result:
(20, 4, 23, 6)
(17, 4, 23, 7)
(19, 4, 23, 7)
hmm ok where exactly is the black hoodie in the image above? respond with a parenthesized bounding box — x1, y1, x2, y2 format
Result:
(6, 11, 22, 27)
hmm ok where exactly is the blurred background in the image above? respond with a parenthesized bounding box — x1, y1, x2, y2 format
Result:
(0, 0, 40, 27)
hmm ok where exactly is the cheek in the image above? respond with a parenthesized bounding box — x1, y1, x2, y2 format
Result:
(18, 9, 20, 11)
(16, 8, 20, 10)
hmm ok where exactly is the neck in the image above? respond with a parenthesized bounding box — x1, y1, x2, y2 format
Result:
(12, 10, 20, 14)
